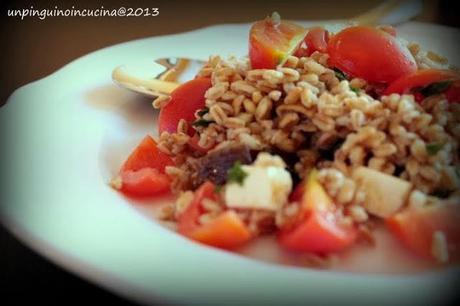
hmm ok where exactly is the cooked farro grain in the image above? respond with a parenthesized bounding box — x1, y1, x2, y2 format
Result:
(155, 47, 459, 248)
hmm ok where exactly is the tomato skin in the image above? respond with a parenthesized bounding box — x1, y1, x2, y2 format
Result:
(289, 182, 305, 203)
(279, 170, 356, 253)
(121, 135, 173, 173)
(249, 34, 279, 69)
(188, 211, 252, 249)
(294, 27, 329, 57)
(178, 181, 217, 234)
(328, 26, 416, 83)
(387, 203, 460, 262)
(279, 211, 357, 253)
(116, 136, 174, 197)
(249, 15, 307, 69)
(120, 168, 171, 196)
(178, 181, 251, 249)
(445, 81, 460, 103)
(158, 78, 212, 134)
(384, 69, 460, 96)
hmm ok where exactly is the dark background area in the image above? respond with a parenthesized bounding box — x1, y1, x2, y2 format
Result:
(1, 0, 459, 305)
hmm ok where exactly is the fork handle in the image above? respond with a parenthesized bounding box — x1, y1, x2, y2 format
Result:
(351, 0, 422, 25)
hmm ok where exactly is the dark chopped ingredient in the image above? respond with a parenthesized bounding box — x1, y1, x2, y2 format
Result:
(431, 189, 451, 199)
(393, 165, 405, 177)
(197, 107, 209, 117)
(314, 133, 342, 151)
(425, 142, 444, 155)
(334, 68, 347, 81)
(269, 149, 300, 185)
(419, 81, 452, 97)
(315, 135, 344, 161)
(227, 161, 248, 185)
(192, 118, 214, 127)
(191, 144, 253, 189)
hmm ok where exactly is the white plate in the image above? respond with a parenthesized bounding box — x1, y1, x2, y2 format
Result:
(1, 21, 459, 306)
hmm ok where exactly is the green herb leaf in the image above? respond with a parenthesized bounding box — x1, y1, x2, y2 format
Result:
(334, 68, 347, 81)
(419, 81, 452, 97)
(197, 107, 209, 117)
(350, 86, 360, 94)
(192, 118, 214, 127)
(425, 142, 444, 155)
(214, 185, 222, 193)
(227, 161, 248, 186)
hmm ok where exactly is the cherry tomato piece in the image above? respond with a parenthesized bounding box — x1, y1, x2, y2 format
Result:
(279, 170, 356, 253)
(249, 13, 307, 69)
(384, 69, 459, 96)
(328, 26, 416, 83)
(294, 27, 329, 57)
(178, 181, 251, 249)
(387, 203, 460, 262)
(188, 211, 252, 249)
(121, 135, 174, 173)
(120, 168, 171, 197)
(158, 78, 212, 134)
(279, 210, 357, 253)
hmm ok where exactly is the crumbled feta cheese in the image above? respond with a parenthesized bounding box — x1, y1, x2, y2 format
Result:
(224, 157, 292, 211)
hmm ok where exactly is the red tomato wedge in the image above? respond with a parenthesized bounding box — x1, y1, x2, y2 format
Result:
(279, 170, 356, 253)
(178, 181, 217, 234)
(279, 210, 357, 253)
(294, 27, 329, 57)
(386, 203, 460, 262)
(249, 13, 307, 69)
(158, 77, 212, 134)
(328, 26, 416, 83)
(188, 211, 252, 249)
(121, 135, 174, 173)
(120, 168, 171, 196)
(178, 181, 251, 249)
(116, 135, 174, 197)
(384, 69, 460, 102)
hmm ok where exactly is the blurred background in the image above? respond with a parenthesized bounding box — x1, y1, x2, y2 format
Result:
(0, 0, 458, 305)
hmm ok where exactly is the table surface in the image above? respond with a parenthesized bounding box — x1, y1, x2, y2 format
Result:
(1, 0, 458, 305)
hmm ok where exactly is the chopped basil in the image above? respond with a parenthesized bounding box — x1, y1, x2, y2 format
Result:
(425, 142, 444, 155)
(227, 161, 248, 186)
(350, 86, 360, 94)
(214, 185, 222, 193)
(334, 68, 347, 81)
(192, 118, 214, 127)
(419, 81, 452, 97)
(197, 107, 209, 117)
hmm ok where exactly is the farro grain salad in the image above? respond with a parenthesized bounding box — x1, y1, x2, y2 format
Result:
(111, 13, 460, 266)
